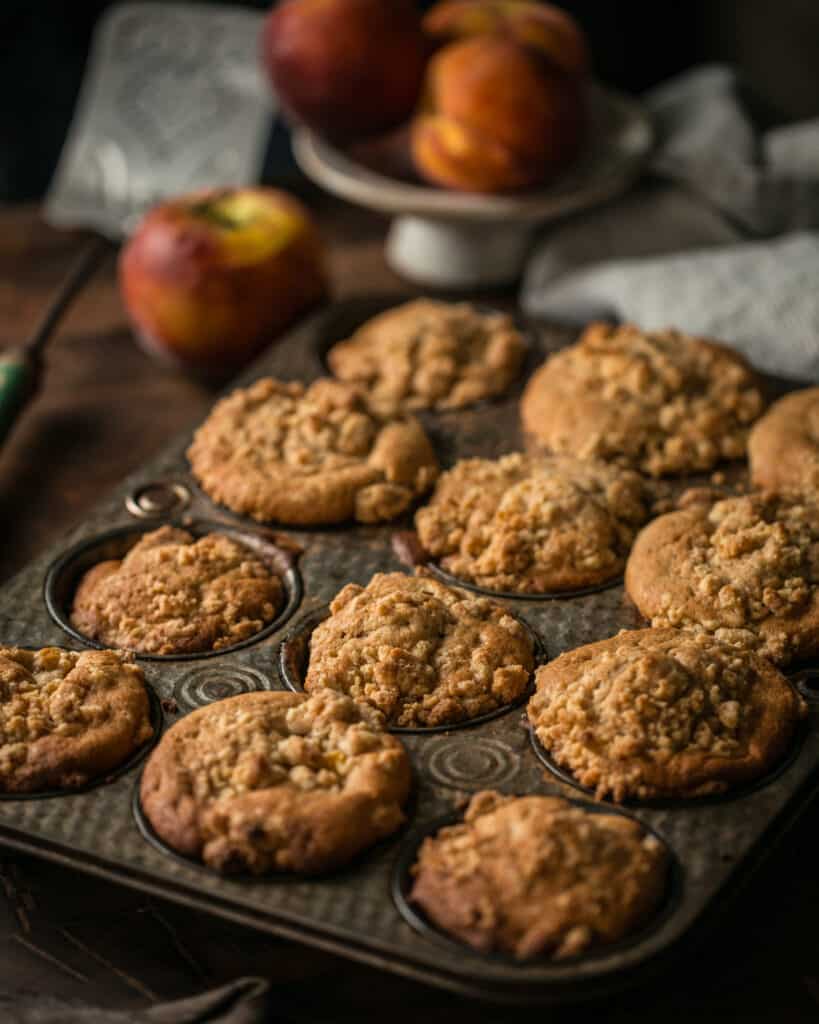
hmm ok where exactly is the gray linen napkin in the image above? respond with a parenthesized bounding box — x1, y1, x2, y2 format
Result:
(521, 65, 819, 380)
(0, 978, 272, 1024)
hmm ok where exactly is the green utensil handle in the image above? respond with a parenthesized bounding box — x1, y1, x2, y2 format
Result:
(0, 350, 37, 446)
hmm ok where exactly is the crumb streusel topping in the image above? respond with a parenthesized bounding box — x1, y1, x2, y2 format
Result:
(520, 322, 764, 477)
(328, 299, 526, 414)
(409, 790, 668, 960)
(305, 572, 534, 727)
(187, 377, 439, 525)
(165, 688, 396, 801)
(1, 646, 153, 792)
(627, 493, 819, 664)
(527, 629, 806, 800)
(70, 526, 284, 655)
(415, 453, 648, 593)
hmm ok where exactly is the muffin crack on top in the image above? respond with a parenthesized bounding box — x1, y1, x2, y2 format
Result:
(327, 299, 527, 414)
(140, 688, 411, 874)
(625, 492, 819, 665)
(527, 628, 806, 801)
(415, 452, 649, 593)
(520, 322, 765, 476)
(409, 790, 668, 960)
(0, 647, 154, 793)
(748, 387, 819, 493)
(305, 572, 535, 727)
(187, 377, 439, 525)
(71, 526, 284, 655)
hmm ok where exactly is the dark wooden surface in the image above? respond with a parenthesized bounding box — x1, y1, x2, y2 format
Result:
(2, 199, 819, 1020)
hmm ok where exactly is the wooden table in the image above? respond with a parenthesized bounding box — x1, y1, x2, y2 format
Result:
(1, 199, 818, 1020)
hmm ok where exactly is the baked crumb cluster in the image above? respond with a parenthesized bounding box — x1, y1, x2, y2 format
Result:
(528, 629, 805, 801)
(0, 647, 152, 790)
(328, 299, 526, 414)
(410, 791, 667, 960)
(521, 323, 764, 476)
(174, 689, 393, 800)
(649, 494, 819, 663)
(305, 573, 534, 727)
(416, 453, 648, 593)
(71, 526, 283, 655)
(187, 377, 439, 525)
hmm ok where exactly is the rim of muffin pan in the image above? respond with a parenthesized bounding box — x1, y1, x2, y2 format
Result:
(526, 714, 809, 810)
(788, 666, 819, 707)
(0, 650, 163, 802)
(130, 764, 420, 878)
(391, 800, 683, 967)
(43, 519, 304, 662)
(313, 293, 541, 414)
(277, 604, 547, 736)
(423, 560, 625, 602)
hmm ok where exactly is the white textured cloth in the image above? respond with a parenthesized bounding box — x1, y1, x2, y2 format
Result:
(522, 66, 819, 380)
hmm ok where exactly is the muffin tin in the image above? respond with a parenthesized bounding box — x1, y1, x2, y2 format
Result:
(1, 295, 817, 1004)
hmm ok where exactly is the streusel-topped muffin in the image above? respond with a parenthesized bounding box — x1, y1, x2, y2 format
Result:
(625, 493, 819, 665)
(140, 689, 410, 874)
(748, 387, 819, 494)
(328, 299, 526, 414)
(528, 628, 805, 801)
(520, 322, 764, 477)
(305, 572, 534, 727)
(410, 790, 668, 959)
(188, 377, 439, 525)
(71, 526, 284, 655)
(415, 452, 648, 593)
(1, 646, 153, 793)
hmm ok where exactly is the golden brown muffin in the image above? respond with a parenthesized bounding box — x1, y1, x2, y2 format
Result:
(520, 322, 764, 477)
(304, 572, 534, 727)
(0, 646, 154, 793)
(71, 526, 284, 656)
(140, 688, 411, 875)
(527, 628, 806, 801)
(187, 377, 439, 525)
(748, 387, 819, 493)
(409, 790, 668, 959)
(415, 452, 648, 593)
(327, 299, 526, 414)
(625, 493, 819, 665)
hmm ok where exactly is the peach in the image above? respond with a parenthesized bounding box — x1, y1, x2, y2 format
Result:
(411, 36, 586, 193)
(261, 0, 428, 144)
(119, 187, 328, 375)
(423, 0, 589, 78)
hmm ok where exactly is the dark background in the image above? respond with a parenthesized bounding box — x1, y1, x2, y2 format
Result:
(1, 0, 819, 203)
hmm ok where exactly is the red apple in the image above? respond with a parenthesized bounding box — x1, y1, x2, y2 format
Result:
(118, 187, 329, 375)
(261, 0, 428, 143)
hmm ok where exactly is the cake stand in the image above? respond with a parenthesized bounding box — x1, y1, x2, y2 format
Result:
(292, 85, 653, 289)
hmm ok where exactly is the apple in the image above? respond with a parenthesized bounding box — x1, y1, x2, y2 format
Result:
(118, 187, 329, 375)
(261, 0, 428, 143)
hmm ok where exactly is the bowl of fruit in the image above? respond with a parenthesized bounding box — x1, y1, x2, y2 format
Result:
(263, 0, 653, 288)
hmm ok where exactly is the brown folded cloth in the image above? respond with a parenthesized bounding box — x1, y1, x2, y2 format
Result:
(0, 977, 271, 1024)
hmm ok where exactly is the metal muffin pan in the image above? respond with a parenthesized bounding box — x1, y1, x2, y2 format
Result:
(1, 296, 817, 1004)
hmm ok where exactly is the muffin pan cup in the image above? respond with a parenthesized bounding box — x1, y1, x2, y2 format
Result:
(276, 604, 546, 735)
(1, 296, 818, 1003)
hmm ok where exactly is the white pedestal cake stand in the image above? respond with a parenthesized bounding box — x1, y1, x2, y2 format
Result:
(292, 85, 653, 289)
